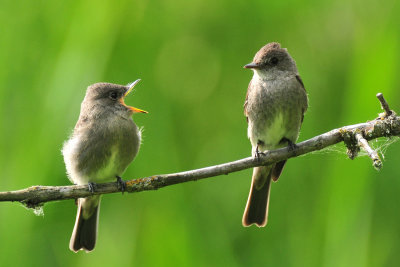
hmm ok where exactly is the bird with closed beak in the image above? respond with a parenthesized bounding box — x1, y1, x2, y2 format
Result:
(242, 42, 308, 227)
(62, 80, 148, 252)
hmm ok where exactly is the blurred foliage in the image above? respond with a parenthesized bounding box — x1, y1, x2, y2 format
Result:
(1, 0, 400, 266)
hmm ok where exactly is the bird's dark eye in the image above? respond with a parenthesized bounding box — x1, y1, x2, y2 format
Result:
(270, 57, 279, 65)
(109, 91, 118, 100)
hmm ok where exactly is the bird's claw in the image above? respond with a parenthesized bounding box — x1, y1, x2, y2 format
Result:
(255, 144, 266, 160)
(285, 138, 297, 151)
(88, 182, 96, 193)
(116, 176, 127, 193)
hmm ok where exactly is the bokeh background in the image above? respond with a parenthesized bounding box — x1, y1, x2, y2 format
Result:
(1, 0, 400, 266)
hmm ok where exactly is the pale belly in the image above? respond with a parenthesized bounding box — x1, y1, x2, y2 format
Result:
(246, 74, 306, 152)
(85, 145, 121, 183)
(63, 136, 138, 185)
(248, 110, 299, 152)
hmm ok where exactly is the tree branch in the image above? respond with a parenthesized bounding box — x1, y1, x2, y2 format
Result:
(1, 93, 399, 208)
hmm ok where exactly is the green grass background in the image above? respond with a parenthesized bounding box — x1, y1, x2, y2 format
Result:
(1, 0, 400, 266)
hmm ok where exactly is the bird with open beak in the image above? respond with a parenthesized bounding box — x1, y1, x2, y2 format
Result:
(62, 79, 147, 252)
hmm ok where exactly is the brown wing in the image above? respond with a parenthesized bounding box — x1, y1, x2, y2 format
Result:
(296, 75, 305, 91)
(244, 80, 252, 123)
(296, 75, 307, 123)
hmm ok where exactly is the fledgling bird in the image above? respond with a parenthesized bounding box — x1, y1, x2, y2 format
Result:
(62, 80, 147, 252)
(242, 42, 308, 227)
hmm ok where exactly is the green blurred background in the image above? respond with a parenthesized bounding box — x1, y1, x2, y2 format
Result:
(1, 0, 400, 266)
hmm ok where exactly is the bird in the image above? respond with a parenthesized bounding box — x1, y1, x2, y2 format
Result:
(242, 42, 308, 227)
(62, 80, 147, 252)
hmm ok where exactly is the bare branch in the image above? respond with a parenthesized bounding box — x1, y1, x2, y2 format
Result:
(0, 94, 399, 208)
(376, 93, 393, 116)
(355, 132, 382, 170)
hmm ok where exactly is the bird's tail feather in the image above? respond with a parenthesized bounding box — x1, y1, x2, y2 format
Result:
(271, 160, 287, 181)
(69, 196, 100, 252)
(242, 166, 272, 227)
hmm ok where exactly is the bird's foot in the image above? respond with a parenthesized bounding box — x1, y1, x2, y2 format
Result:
(282, 138, 297, 151)
(116, 176, 127, 193)
(255, 142, 266, 160)
(88, 182, 97, 193)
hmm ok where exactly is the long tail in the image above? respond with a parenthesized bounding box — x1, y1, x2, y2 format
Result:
(69, 196, 101, 252)
(242, 166, 272, 227)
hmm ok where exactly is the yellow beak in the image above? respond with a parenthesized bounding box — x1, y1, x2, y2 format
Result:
(123, 79, 148, 114)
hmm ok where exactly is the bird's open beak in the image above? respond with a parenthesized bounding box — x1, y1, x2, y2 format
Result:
(122, 79, 148, 114)
(243, 63, 260, 69)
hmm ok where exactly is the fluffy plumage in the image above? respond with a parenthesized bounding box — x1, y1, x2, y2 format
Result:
(63, 82, 145, 252)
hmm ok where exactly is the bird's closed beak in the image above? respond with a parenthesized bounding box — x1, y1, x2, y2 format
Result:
(122, 79, 148, 114)
(244, 63, 260, 69)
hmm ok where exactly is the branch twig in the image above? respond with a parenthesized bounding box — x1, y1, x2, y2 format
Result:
(376, 93, 393, 116)
(0, 93, 399, 208)
(355, 132, 382, 170)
